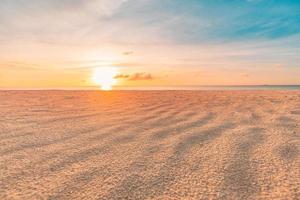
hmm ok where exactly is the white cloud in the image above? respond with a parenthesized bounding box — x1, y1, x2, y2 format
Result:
(0, 0, 129, 39)
(85, 0, 129, 16)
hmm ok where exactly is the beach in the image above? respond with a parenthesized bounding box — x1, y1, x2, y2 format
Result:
(0, 90, 299, 199)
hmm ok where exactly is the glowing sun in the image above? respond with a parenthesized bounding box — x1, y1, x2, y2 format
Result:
(92, 67, 118, 90)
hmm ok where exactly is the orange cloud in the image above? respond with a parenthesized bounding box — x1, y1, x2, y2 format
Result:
(123, 51, 134, 55)
(114, 74, 130, 79)
(114, 73, 153, 81)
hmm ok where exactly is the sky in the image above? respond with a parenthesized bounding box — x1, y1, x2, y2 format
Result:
(0, 0, 300, 89)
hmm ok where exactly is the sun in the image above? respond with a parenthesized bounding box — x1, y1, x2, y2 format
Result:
(92, 67, 118, 90)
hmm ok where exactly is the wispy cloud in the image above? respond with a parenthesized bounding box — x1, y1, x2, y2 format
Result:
(0, 62, 41, 70)
(123, 51, 134, 55)
(1, 0, 300, 44)
(0, 0, 299, 87)
(115, 73, 153, 81)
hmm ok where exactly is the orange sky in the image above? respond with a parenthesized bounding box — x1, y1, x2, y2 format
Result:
(1, 0, 300, 89)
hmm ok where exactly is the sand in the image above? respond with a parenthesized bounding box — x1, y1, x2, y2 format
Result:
(0, 90, 299, 199)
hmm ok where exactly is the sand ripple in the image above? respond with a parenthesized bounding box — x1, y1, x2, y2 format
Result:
(0, 91, 299, 199)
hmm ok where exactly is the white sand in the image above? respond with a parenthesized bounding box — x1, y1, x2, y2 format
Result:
(0, 91, 299, 199)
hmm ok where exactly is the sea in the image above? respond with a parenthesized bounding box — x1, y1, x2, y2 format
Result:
(114, 85, 300, 91)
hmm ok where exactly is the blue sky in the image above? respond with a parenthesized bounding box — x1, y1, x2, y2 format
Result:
(0, 0, 300, 88)
(114, 0, 300, 42)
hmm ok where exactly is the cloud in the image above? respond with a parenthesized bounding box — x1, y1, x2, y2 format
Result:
(114, 74, 130, 79)
(129, 73, 153, 80)
(241, 73, 250, 77)
(114, 73, 153, 81)
(2, 0, 300, 46)
(84, 0, 129, 16)
(1, 0, 300, 87)
(0, 62, 41, 70)
(0, 0, 131, 44)
(123, 51, 134, 55)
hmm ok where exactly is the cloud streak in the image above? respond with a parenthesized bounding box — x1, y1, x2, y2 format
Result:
(115, 73, 153, 81)
(0, 62, 41, 70)
(0, 0, 299, 87)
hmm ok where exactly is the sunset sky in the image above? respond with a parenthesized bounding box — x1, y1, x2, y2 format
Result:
(0, 0, 300, 89)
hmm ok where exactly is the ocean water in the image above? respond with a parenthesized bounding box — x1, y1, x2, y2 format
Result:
(2, 85, 300, 91)
(188, 85, 300, 91)
(115, 85, 300, 91)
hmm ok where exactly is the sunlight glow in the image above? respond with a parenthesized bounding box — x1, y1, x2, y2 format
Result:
(92, 67, 118, 90)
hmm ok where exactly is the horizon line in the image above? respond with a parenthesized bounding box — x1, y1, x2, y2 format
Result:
(1, 85, 300, 91)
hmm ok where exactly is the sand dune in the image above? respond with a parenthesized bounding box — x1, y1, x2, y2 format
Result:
(0, 91, 299, 199)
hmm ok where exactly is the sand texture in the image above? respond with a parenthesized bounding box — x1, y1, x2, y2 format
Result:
(0, 91, 299, 200)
